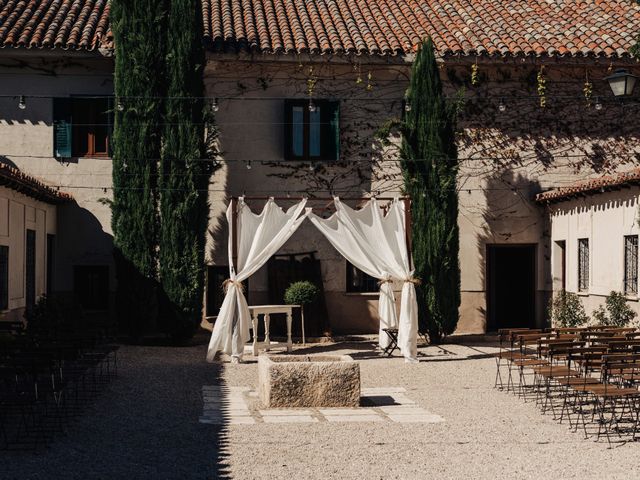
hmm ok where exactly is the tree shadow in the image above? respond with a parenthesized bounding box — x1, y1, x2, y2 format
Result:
(2, 344, 231, 479)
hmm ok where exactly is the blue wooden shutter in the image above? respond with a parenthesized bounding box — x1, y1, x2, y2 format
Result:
(53, 98, 72, 158)
(321, 100, 340, 161)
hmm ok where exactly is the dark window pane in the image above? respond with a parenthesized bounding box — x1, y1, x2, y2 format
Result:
(25, 230, 36, 309)
(285, 100, 339, 161)
(292, 106, 304, 157)
(346, 262, 378, 293)
(0, 246, 8, 310)
(71, 97, 110, 157)
(47, 234, 55, 295)
(309, 107, 321, 157)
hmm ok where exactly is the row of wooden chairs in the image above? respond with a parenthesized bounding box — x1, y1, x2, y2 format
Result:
(0, 328, 118, 450)
(495, 327, 640, 446)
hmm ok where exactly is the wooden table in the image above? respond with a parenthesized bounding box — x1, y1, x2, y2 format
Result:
(249, 305, 301, 356)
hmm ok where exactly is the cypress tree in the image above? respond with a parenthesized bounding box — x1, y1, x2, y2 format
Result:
(401, 39, 461, 342)
(111, 0, 166, 339)
(158, 0, 210, 338)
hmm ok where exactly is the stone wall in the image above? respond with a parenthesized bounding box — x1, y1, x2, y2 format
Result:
(0, 54, 115, 303)
(2, 50, 638, 334)
(0, 185, 57, 321)
(546, 187, 640, 319)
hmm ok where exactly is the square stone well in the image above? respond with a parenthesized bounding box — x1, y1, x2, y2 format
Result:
(258, 354, 360, 408)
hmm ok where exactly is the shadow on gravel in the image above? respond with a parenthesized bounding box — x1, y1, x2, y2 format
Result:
(2, 343, 230, 480)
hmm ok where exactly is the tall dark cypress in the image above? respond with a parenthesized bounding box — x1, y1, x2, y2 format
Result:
(401, 39, 460, 342)
(158, 0, 210, 338)
(111, 0, 166, 338)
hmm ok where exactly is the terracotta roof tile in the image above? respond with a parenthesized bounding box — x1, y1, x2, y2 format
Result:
(0, 0, 111, 51)
(0, 0, 638, 58)
(536, 168, 640, 204)
(203, 0, 640, 58)
(0, 163, 73, 204)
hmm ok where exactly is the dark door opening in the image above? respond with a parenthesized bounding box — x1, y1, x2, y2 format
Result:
(487, 244, 536, 331)
(74, 265, 109, 311)
(267, 251, 330, 337)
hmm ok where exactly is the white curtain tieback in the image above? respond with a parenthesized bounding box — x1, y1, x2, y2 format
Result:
(403, 277, 422, 286)
(222, 279, 245, 293)
(377, 278, 394, 287)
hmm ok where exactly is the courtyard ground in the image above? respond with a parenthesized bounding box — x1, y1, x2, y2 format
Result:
(3, 334, 640, 479)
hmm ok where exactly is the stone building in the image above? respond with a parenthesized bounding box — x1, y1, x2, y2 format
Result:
(0, 0, 639, 334)
(537, 168, 640, 319)
(0, 164, 71, 322)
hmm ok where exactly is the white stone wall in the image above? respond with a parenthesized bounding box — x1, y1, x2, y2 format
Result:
(0, 185, 57, 321)
(547, 188, 640, 318)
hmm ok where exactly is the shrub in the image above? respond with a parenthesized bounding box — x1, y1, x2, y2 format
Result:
(592, 291, 637, 327)
(284, 281, 319, 306)
(548, 290, 589, 327)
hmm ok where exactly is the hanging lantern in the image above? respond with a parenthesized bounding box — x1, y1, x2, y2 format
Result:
(604, 69, 638, 97)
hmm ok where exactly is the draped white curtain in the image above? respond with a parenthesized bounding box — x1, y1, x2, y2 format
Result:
(206, 197, 308, 362)
(309, 198, 419, 362)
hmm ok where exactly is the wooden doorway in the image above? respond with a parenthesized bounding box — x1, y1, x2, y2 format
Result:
(487, 244, 536, 331)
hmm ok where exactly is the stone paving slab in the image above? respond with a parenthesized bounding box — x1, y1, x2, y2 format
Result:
(387, 414, 444, 423)
(259, 409, 315, 416)
(324, 415, 385, 423)
(263, 415, 319, 423)
(318, 408, 380, 416)
(200, 385, 443, 425)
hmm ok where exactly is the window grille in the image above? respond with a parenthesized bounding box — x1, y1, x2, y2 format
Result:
(578, 238, 589, 292)
(624, 235, 638, 296)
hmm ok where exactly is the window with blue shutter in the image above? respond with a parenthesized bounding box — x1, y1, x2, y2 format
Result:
(53, 97, 112, 159)
(284, 99, 340, 161)
(53, 98, 72, 158)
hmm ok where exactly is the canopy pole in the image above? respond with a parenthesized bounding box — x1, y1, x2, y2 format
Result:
(404, 197, 413, 270)
(231, 197, 238, 271)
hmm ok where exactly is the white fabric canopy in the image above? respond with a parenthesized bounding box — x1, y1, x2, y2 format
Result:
(206, 197, 308, 362)
(309, 198, 419, 362)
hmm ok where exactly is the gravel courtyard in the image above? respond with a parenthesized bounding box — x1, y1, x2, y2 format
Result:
(4, 335, 640, 479)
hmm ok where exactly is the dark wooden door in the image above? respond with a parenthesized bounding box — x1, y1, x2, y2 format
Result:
(267, 252, 330, 337)
(487, 245, 536, 331)
(74, 265, 109, 310)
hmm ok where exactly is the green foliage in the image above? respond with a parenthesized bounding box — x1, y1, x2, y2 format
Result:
(548, 290, 588, 328)
(631, 35, 640, 59)
(400, 39, 460, 343)
(111, 0, 166, 338)
(158, 0, 212, 339)
(592, 291, 637, 327)
(284, 281, 319, 306)
(111, 0, 215, 340)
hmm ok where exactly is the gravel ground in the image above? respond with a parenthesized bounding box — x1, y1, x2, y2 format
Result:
(2, 335, 229, 480)
(4, 336, 640, 480)
(222, 340, 640, 480)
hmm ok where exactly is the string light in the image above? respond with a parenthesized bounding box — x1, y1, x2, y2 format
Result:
(18, 95, 26, 110)
(594, 97, 603, 110)
(308, 99, 317, 113)
(211, 99, 219, 113)
(246, 160, 252, 170)
(116, 100, 124, 112)
(404, 101, 412, 112)
(498, 99, 506, 112)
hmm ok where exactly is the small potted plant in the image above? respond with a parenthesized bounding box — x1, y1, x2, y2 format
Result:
(284, 281, 319, 345)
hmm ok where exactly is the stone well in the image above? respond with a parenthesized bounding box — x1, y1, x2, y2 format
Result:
(258, 354, 360, 408)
